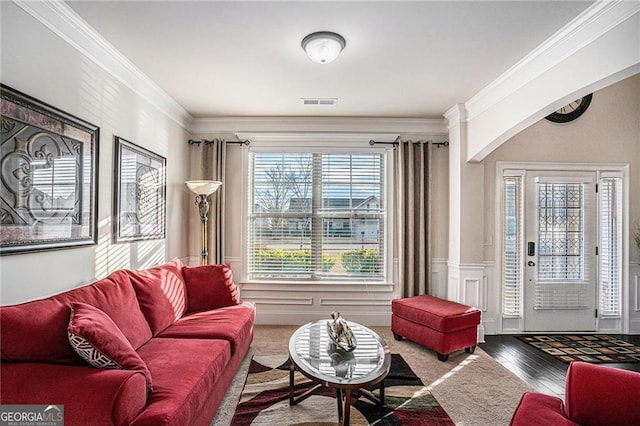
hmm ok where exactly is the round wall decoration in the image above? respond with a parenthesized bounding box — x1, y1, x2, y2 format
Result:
(545, 93, 593, 123)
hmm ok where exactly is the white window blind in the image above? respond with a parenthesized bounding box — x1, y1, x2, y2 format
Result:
(502, 175, 523, 317)
(599, 176, 622, 316)
(248, 151, 385, 281)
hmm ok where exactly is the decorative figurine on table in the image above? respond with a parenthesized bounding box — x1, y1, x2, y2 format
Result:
(326, 311, 357, 351)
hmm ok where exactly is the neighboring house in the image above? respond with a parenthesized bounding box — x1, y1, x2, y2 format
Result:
(281, 196, 380, 240)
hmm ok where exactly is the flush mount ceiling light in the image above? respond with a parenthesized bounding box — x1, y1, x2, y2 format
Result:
(301, 31, 346, 64)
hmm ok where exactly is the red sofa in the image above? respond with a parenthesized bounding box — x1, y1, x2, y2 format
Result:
(0, 258, 255, 426)
(510, 361, 640, 426)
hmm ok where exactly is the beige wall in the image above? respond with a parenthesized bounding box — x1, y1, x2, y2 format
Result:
(483, 74, 640, 262)
(430, 143, 450, 260)
(1, 3, 191, 305)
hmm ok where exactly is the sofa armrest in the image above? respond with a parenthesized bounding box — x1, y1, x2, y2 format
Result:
(564, 361, 640, 426)
(509, 392, 578, 426)
(1, 363, 148, 425)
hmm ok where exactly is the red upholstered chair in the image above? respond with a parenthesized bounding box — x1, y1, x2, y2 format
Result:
(510, 361, 640, 426)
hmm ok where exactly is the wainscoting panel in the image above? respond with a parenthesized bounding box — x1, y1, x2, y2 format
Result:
(482, 262, 499, 335)
(320, 298, 391, 307)
(250, 297, 313, 305)
(448, 263, 485, 307)
(448, 262, 486, 341)
(253, 310, 393, 325)
(463, 278, 482, 310)
(240, 282, 395, 326)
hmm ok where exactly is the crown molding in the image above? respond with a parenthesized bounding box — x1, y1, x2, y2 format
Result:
(443, 104, 467, 128)
(190, 116, 447, 136)
(464, 0, 640, 122)
(14, 0, 193, 129)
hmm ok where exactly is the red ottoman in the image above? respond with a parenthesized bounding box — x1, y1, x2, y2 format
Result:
(391, 295, 481, 361)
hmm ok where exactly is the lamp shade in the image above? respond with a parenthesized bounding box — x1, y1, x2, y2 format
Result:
(185, 180, 222, 196)
(301, 31, 345, 64)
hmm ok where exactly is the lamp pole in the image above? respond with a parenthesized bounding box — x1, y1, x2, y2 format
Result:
(185, 180, 222, 266)
(195, 194, 210, 265)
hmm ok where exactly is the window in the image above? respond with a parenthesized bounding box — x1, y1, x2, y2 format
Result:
(248, 151, 385, 281)
(537, 182, 585, 281)
(599, 175, 622, 316)
(502, 174, 523, 317)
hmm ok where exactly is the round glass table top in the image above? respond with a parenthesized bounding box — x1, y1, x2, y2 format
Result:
(289, 320, 390, 386)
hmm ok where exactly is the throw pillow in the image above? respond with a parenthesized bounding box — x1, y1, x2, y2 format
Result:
(182, 264, 239, 312)
(127, 258, 188, 335)
(67, 302, 153, 393)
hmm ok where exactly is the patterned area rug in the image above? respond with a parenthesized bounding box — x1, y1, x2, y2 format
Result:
(231, 353, 454, 425)
(516, 335, 640, 363)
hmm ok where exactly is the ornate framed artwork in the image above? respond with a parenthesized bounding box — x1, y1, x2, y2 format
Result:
(113, 137, 166, 243)
(1, 84, 99, 255)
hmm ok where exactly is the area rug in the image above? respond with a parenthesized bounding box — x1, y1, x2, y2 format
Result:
(231, 353, 454, 425)
(516, 335, 640, 363)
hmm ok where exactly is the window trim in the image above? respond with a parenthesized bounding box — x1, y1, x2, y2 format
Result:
(242, 139, 395, 286)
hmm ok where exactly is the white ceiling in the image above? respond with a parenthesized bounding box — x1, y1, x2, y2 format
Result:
(67, 1, 594, 119)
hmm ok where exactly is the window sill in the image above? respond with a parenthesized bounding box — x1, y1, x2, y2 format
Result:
(244, 279, 392, 285)
(240, 280, 396, 292)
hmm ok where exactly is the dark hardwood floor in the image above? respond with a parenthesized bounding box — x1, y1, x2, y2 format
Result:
(480, 334, 640, 398)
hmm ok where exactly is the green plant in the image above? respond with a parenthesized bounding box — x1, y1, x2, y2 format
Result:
(340, 248, 381, 274)
(322, 254, 338, 272)
(252, 248, 337, 273)
(252, 248, 310, 271)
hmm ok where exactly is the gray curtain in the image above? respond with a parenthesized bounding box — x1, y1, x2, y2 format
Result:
(202, 139, 227, 264)
(396, 140, 432, 297)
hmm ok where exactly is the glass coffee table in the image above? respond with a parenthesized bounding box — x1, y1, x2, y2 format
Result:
(288, 319, 391, 425)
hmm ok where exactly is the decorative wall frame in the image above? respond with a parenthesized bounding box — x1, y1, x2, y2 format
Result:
(113, 137, 166, 243)
(0, 84, 99, 255)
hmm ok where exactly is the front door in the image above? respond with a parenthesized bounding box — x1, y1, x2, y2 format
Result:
(523, 171, 597, 332)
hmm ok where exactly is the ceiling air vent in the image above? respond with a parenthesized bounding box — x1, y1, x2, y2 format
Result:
(301, 98, 337, 106)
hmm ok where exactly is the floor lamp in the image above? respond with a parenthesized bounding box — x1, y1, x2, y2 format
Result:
(185, 180, 222, 265)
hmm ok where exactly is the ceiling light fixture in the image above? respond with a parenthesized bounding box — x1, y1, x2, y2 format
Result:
(301, 31, 346, 64)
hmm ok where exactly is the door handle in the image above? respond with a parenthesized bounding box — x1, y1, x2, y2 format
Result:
(528, 242, 535, 256)
(527, 260, 536, 267)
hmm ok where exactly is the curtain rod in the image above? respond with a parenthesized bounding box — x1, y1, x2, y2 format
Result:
(369, 139, 449, 148)
(187, 138, 250, 146)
